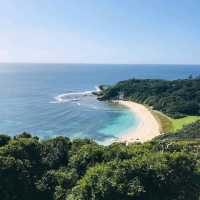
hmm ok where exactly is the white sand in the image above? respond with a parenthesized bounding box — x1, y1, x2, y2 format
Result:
(113, 100, 161, 144)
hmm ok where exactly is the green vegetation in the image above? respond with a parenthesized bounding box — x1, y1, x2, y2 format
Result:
(98, 77, 200, 118)
(156, 120, 200, 141)
(153, 111, 200, 133)
(0, 131, 200, 200)
(171, 116, 200, 132)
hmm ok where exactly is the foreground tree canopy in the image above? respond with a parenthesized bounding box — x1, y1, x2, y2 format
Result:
(98, 76, 200, 118)
(1, 121, 200, 200)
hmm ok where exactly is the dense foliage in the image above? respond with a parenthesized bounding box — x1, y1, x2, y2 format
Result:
(0, 132, 200, 200)
(98, 77, 200, 118)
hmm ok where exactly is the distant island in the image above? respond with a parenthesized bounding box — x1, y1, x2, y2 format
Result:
(1, 76, 200, 200)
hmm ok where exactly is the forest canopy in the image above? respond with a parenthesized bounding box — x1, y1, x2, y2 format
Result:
(0, 128, 200, 200)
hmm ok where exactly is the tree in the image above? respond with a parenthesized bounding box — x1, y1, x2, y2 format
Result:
(41, 136, 71, 169)
(0, 134, 11, 147)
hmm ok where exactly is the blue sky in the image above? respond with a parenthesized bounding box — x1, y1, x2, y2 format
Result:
(0, 0, 200, 64)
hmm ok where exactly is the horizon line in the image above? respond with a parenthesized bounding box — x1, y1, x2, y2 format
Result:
(0, 62, 200, 66)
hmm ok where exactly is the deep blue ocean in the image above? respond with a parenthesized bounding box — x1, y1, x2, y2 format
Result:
(0, 64, 200, 144)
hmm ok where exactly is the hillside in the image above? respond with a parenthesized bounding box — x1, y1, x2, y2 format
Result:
(156, 120, 200, 141)
(0, 132, 200, 200)
(98, 77, 200, 118)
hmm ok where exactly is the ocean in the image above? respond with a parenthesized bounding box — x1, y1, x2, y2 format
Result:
(0, 63, 200, 144)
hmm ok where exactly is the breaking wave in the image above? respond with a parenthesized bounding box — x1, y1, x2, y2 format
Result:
(50, 86, 100, 104)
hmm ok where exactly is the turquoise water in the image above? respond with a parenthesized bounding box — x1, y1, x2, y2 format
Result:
(99, 111, 138, 136)
(0, 64, 199, 144)
(98, 109, 139, 145)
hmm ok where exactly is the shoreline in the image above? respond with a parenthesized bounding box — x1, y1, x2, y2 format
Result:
(113, 100, 161, 144)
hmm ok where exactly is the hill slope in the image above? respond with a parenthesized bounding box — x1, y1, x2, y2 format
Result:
(98, 77, 200, 118)
(0, 132, 200, 200)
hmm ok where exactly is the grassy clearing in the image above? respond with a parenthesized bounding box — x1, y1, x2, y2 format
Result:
(152, 110, 200, 133)
(171, 116, 200, 132)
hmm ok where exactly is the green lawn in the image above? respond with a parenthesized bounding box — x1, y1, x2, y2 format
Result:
(152, 110, 200, 133)
(171, 116, 200, 132)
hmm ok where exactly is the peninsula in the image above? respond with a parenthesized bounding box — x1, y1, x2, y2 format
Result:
(97, 77, 200, 142)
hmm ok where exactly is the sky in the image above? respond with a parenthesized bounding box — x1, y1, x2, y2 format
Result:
(0, 0, 200, 64)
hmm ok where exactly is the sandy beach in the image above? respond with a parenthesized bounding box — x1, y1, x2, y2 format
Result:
(113, 100, 161, 144)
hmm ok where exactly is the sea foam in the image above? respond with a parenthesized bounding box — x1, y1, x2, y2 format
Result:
(50, 86, 100, 104)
